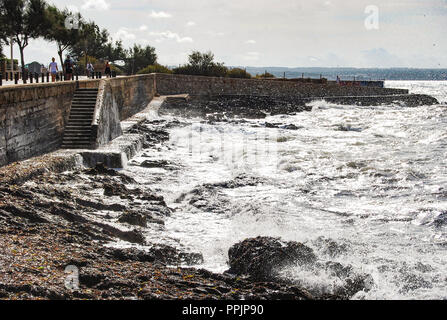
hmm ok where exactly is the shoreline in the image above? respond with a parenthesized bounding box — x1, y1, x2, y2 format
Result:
(0, 118, 321, 300)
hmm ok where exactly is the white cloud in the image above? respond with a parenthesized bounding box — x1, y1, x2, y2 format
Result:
(149, 10, 172, 19)
(245, 40, 256, 44)
(81, 0, 110, 11)
(186, 21, 196, 27)
(114, 28, 136, 41)
(149, 31, 193, 43)
(139, 25, 148, 31)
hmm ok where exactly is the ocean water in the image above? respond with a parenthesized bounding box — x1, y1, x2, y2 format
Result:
(122, 81, 447, 299)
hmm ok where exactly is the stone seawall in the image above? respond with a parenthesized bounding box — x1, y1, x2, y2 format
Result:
(0, 73, 435, 168)
(155, 74, 409, 98)
(0, 80, 99, 167)
(92, 74, 156, 148)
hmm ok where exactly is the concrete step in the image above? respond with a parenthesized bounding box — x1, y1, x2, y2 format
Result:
(64, 131, 91, 135)
(63, 88, 98, 149)
(72, 99, 97, 103)
(70, 106, 95, 110)
(65, 125, 92, 129)
(61, 144, 92, 149)
(63, 136, 91, 141)
(69, 114, 93, 119)
(69, 111, 94, 115)
(62, 139, 92, 145)
(67, 121, 92, 125)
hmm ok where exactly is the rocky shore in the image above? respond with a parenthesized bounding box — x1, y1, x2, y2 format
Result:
(0, 100, 376, 300)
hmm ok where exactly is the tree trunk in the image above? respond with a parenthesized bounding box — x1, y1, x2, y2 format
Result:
(58, 47, 64, 77)
(19, 46, 26, 84)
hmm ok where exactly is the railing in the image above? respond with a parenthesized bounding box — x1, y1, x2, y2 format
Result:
(0, 71, 117, 86)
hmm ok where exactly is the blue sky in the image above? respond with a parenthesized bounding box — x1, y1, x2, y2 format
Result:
(10, 0, 447, 68)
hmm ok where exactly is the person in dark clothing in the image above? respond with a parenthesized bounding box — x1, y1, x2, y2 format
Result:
(64, 55, 74, 80)
(105, 61, 111, 78)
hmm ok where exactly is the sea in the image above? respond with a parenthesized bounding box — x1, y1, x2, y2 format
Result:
(118, 80, 447, 299)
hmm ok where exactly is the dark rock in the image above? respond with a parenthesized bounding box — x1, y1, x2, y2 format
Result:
(84, 163, 118, 176)
(433, 211, 447, 227)
(282, 124, 302, 130)
(104, 245, 203, 266)
(118, 212, 147, 227)
(139, 160, 175, 170)
(227, 236, 317, 281)
(104, 183, 129, 197)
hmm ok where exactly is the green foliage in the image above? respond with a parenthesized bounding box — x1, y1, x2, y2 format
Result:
(255, 72, 276, 79)
(44, 5, 82, 69)
(228, 68, 251, 79)
(123, 44, 157, 75)
(103, 40, 126, 62)
(137, 64, 172, 75)
(173, 51, 228, 77)
(0, 0, 50, 73)
(68, 21, 110, 63)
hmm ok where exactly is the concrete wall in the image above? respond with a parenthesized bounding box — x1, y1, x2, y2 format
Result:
(155, 73, 409, 98)
(0, 82, 75, 167)
(0, 73, 416, 168)
(0, 80, 100, 167)
(92, 74, 156, 148)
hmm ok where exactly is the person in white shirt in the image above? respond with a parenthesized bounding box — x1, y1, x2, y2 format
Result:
(49, 57, 58, 82)
(86, 62, 94, 78)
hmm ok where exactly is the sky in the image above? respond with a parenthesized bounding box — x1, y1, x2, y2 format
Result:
(6, 0, 447, 68)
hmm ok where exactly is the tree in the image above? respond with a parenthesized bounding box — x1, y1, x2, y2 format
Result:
(255, 72, 275, 79)
(124, 44, 157, 75)
(44, 5, 81, 72)
(0, 0, 49, 81)
(173, 51, 228, 77)
(68, 21, 109, 67)
(103, 40, 126, 62)
(137, 64, 172, 75)
(228, 68, 251, 79)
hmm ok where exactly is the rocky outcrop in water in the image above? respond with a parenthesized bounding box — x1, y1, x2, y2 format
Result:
(226, 236, 373, 299)
(159, 95, 312, 120)
(227, 237, 317, 281)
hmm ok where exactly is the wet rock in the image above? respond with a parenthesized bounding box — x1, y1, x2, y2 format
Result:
(282, 124, 302, 130)
(84, 163, 118, 176)
(322, 261, 373, 299)
(433, 211, 447, 227)
(227, 236, 317, 281)
(105, 245, 203, 266)
(104, 183, 130, 197)
(265, 122, 280, 128)
(118, 212, 147, 227)
(139, 160, 173, 169)
(159, 95, 310, 120)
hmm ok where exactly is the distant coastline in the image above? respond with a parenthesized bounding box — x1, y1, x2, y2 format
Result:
(227, 67, 447, 81)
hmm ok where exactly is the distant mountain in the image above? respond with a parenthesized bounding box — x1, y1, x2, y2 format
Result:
(239, 67, 447, 81)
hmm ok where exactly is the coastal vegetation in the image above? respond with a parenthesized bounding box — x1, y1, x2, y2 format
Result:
(137, 64, 172, 75)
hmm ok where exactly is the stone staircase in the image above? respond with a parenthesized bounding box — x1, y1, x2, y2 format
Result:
(61, 88, 98, 149)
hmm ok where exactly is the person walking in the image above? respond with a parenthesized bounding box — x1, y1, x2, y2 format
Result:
(64, 55, 74, 80)
(86, 61, 94, 78)
(104, 61, 111, 78)
(49, 57, 58, 82)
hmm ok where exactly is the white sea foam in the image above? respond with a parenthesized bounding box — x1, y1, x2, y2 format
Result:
(122, 80, 447, 299)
